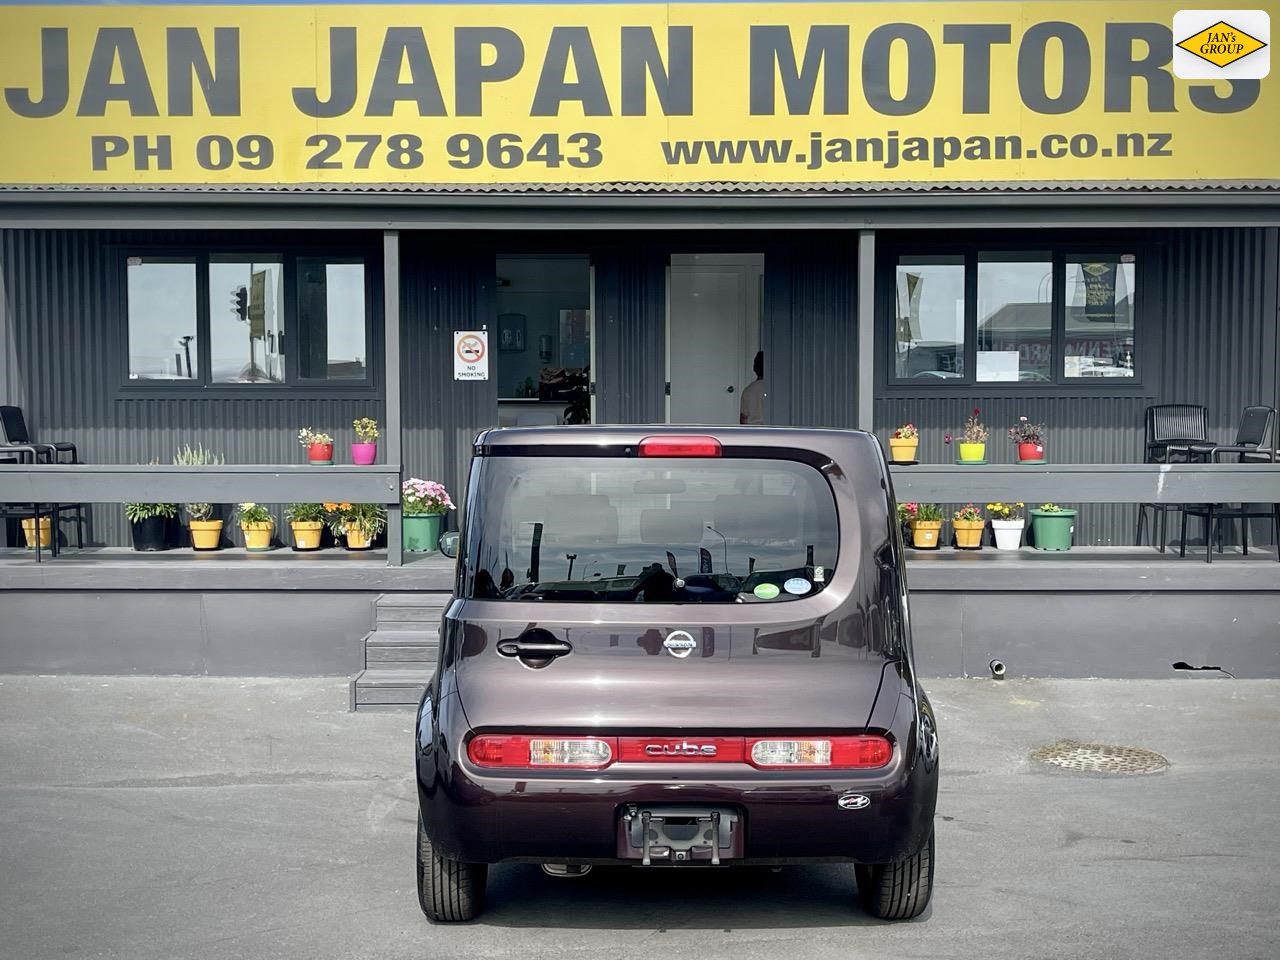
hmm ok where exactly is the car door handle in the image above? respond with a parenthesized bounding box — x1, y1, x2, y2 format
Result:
(496, 639, 572, 658)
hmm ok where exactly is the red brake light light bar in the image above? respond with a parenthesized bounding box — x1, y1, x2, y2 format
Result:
(638, 436, 722, 458)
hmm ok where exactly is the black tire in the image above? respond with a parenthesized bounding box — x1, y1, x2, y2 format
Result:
(855, 829, 934, 920)
(417, 811, 487, 922)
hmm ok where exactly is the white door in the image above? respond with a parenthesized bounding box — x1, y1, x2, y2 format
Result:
(667, 254, 763, 425)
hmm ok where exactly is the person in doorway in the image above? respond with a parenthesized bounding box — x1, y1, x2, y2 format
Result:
(739, 351, 765, 425)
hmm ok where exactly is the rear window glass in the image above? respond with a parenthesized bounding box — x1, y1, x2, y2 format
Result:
(464, 456, 838, 603)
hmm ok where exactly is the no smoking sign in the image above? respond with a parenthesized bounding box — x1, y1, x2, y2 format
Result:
(453, 330, 489, 381)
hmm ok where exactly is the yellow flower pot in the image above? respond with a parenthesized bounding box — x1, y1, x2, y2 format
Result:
(189, 519, 223, 550)
(241, 521, 274, 552)
(291, 520, 324, 550)
(952, 518, 985, 549)
(888, 437, 919, 463)
(21, 516, 52, 549)
(958, 442, 986, 462)
(344, 525, 372, 550)
(910, 519, 942, 549)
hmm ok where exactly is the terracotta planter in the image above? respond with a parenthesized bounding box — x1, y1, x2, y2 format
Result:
(887, 437, 919, 463)
(241, 521, 274, 552)
(1018, 441, 1045, 461)
(991, 518, 1025, 550)
(307, 442, 334, 465)
(351, 441, 377, 465)
(952, 518, 985, 549)
(291, 520, 324, 550)
(957, 442, 985, 462)
(21, 516, 52, 549)
(909, 519, 942, 549)
(344, 524, 373, 550)
(189, 519, 223, 551)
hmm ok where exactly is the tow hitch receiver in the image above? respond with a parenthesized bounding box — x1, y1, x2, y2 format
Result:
(618, 804, 743, 865)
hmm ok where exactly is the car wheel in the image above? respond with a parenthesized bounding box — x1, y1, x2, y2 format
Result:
(854, 829, 934, 920)
(417, 810, 487, 922)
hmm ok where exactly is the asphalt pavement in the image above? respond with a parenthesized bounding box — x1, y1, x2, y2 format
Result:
(1, 674, 1277, 960)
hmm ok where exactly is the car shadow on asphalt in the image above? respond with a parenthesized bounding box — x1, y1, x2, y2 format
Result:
(478, 862, 905, 929)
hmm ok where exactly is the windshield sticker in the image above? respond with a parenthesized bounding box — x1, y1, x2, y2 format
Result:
(813, 566, 826, 583)
(753, 583, 781, 600)
(784, 578, 812, 596)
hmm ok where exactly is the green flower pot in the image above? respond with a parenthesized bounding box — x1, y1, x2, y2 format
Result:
(404, 513, 444, 553)
(1030, 509, 1077, 551)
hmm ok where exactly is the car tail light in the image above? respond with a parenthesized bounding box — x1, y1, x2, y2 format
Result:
(747, 736, 892, 769)
(638, 436, 722, 458)
(467, 734, 616, 769)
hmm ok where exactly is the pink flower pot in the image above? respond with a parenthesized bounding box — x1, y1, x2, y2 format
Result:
(351, 442, 377, 465)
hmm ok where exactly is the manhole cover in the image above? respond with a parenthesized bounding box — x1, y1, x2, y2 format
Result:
(1031, 740, 1170, 775)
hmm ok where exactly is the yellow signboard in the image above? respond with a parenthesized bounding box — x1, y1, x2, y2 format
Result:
(0, 2, 1276, 185)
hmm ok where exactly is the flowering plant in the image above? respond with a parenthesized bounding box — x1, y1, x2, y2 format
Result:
(961, 407, 989, 443)
(285, 502, 327, 523)
(902, 501, 942, 522)
(324, 502, 387, 539)
(891, 423, 918, 440)
(235, 502, 273, 525)
(953, 503, 984, 522)
(896, 501, 917, 524)
(352, 417, 379, 443)
(402, 478, 454, 516)
(986, 501, 1025, 521)
(298, 427, 333, 447)
(1009, 416, 1046, 445)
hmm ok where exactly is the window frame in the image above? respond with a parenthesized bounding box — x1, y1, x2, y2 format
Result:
(117, 243, 380, 399)
(881, 240, 1153, 395)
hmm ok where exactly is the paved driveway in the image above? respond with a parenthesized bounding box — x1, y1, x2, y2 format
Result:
(1, 676, 1277, 960)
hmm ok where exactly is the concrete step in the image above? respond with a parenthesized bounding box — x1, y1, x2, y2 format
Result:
(350, 667, 432, 709)
(375, 606, 449, 628)
(364, 629, 439, 664)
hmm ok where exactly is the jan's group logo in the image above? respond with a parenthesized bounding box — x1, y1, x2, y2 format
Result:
(1173, 10, 1270, 79)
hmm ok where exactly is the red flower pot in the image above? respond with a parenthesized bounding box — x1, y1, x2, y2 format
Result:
(307, 442, 334, 464)
(1018, 441, 1044, 461)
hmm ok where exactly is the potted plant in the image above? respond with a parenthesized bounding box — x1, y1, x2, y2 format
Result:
(298, 427, 334, 465)
(952, 503, 985, 549)
(948, 407, 988, 463)
(327, 502, 386, 550)
(20, 514, 51, 550)
(987, 501, 1026, 550)
(903, 502, 944, 548)
(235, 502, 275, 552)
(402, 478, 454, 552)
(1009, 415, 1047, 462)
(285, 502, 326, 550)
(351, 417, 379, 465)
(175, 444, 224, 550)
(125, 502, 177, 551)
(1030, 502, 1077, 551)
(887, 423, 919, 463)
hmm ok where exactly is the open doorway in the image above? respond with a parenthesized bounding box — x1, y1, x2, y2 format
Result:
(667, 253, 764, 425)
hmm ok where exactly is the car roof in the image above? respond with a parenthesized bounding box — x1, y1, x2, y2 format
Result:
(477, 424, 876, 449)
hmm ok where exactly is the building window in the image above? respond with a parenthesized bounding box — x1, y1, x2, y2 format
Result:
(495, 255, 591, 425)
(126, 257, 199, 381)
(891, 249, 1139, 386)
(297, 258, 369, 380)
(123, 251, 373, 390)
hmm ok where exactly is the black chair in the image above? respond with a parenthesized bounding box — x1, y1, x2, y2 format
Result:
(1177, 406, 1278, 563)
(0, 442, 60, 561)
(0, 406, 84, 554)
(1135, 404, 1207, 551)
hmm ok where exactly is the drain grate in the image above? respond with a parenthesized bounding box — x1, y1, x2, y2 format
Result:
(1031, 740, 1170, 775)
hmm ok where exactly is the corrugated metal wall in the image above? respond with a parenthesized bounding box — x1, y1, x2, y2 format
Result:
(400, 238, 497, 525)
(874, 227, 1279, 545)
(592, 251, 667, 425)
(0, 229, 384, 547)
(764, 248, 859, 428)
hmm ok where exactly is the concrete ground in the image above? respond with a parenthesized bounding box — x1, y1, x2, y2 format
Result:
(1, 676, 1277, 960)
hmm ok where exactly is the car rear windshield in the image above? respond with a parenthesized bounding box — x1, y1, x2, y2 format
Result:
(463, 456, 839, 603)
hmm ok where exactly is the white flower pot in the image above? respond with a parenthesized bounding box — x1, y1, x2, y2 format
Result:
(992, 519, 1025, 550)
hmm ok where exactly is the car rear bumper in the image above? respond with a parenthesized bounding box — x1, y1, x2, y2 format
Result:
(417, 699, 937, 866)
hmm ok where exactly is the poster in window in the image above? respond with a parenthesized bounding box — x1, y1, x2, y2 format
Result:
(559, 309, 588, 368)
(1080, 262, 1117, 323)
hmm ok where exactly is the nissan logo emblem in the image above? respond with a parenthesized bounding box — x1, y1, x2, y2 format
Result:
(662, 630, 697, 659)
